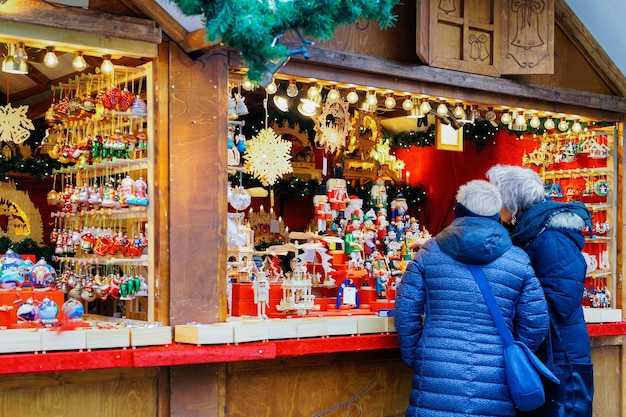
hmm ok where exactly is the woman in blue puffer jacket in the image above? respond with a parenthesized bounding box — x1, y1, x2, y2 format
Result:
(487, 164, 594, 417)
(395, 180, 549, 417)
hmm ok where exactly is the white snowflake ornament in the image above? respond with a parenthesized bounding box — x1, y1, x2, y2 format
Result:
(243, 127, 293, 186)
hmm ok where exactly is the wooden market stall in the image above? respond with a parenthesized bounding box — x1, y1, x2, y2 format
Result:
(0, 0, 626, 416)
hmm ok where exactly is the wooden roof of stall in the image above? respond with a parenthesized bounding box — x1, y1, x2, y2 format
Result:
(0, 0, 625, 120)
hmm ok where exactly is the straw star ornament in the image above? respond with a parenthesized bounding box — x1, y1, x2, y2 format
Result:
(243, 127, 293, 186)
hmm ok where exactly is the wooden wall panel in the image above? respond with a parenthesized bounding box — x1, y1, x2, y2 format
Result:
(0, 368, 158, 417)
(170, 364, 222, 417)
(167, 42, 229, 326)
(285, 2, 419, 65)
(590, 344, 621, 417)
(225, 351, 412, 417)
(505, 24, 614, 96)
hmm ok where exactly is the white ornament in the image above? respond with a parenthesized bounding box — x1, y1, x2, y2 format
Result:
(243, 127, 293, 186)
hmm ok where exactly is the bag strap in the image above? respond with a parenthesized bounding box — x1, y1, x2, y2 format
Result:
(467, 264, 514, 347)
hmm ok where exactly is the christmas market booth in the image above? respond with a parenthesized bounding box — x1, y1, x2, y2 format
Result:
(0, 0, 626, 416)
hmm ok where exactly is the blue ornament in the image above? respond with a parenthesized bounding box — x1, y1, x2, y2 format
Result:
(0, 271, 25, 289)
(228, 137, 234, 149)
(1, 249, 22, 272)
(17, 299, 38, 322)
(37, 297, 59, 324)
(62, 298, 85, 320)
(236, 138, 247, 152)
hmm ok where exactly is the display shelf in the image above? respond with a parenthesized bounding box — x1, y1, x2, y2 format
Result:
(54, 254, 148, 266)
(54, 158, 149, 176)
(52, 206, 148, 220)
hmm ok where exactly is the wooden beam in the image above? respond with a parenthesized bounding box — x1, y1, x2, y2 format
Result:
(0, 20, 158, 58)
(127, 0, 188, 46)
(555, 0, 626, 98)
(127, 0, 215, 53)
(239, 44, 626, 118)
(0, 0, 161, 45)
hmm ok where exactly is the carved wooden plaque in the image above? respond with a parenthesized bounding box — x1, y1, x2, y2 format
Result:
(501, 0, 554, 74)
(417, 0, 502, 77)
(417, 0, 554, 76)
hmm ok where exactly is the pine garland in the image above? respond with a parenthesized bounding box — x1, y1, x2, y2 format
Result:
(0, 153, 61, 180)
(173, 0, 401, 83)
(384, 125, 436, 148)
(0, 237, 54, 262)
(229, 172, 426, 211)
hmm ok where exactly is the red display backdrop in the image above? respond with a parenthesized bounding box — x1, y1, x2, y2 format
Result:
(236, 130, 533, 235)
(393, 129, 524, 234)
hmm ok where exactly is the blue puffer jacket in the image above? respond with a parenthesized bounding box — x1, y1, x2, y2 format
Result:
(511, 199, 592, 363)
(395, 216, 549, 417)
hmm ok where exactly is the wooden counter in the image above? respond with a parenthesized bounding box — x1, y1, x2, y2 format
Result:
(0, 323, 623, 376)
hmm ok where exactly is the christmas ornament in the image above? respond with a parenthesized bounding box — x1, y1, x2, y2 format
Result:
(243, 127, 293, 186)
(62, 298, 85, 320)
(37, 297, 59, 324)
(0, 103, 34, 144)
(313, 97, 351, 153)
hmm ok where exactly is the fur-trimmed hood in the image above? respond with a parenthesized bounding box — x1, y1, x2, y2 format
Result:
(511, 199, 592, 250)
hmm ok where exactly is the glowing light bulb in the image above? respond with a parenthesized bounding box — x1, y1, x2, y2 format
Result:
(436, 101, 448, 117)
(14, 43, 27, 63)
(327, 86, 340, 101)
(419, 98, 431, 114)
(558, 119, 569, 131)
(453, 103, 464, 119)
(529, 115, 540, 128)
(572, 119, 582, 133)
(346, 89, 359, 104)
(544, 116, 555, 130)
(72, 51, 87, 72)
(402, 96, 413, 111)
(384, 94, 396, 109)
(286, 80, 299, 97)
(501, 110, 511, 125)
(100, 54, 114, 74)
(43, 46, 58, 68)
(242, 78, 254, 91)
(265, 80, 277, 95)
(307, 85, 320, 99)
(366, 90, 377, 106)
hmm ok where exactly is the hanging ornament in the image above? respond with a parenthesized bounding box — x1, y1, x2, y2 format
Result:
(313, 97, 351, 153)
(0, 103, 34, 144)
(229, 186, 252, 211)
(243, 127, 293, 186)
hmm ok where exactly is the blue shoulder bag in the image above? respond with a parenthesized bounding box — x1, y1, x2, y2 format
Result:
(467, 264, 559, 412)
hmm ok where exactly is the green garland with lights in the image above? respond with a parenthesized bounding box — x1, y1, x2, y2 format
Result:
(229, 172, 426, 212)
(385, 125, 436, 148)
(0, 237, 54, 262)
(172, 0, 401, 83)
(0, 153, 60, 180)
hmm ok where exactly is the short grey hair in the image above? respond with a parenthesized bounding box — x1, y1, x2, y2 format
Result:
(486, 164, 545, 214)
(456, 180, 502, 217)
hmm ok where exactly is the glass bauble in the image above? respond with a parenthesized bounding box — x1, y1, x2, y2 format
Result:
(37, 297, 59, 323)
(17, 299, 38, 322)
(29, 258, 57, 288)
(62, 298, 85, 320)
(228, 186, 251, 211)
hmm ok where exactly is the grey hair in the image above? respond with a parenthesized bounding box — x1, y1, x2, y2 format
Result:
(456, 180, 502, 217)
(486, 164, 546, 214)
